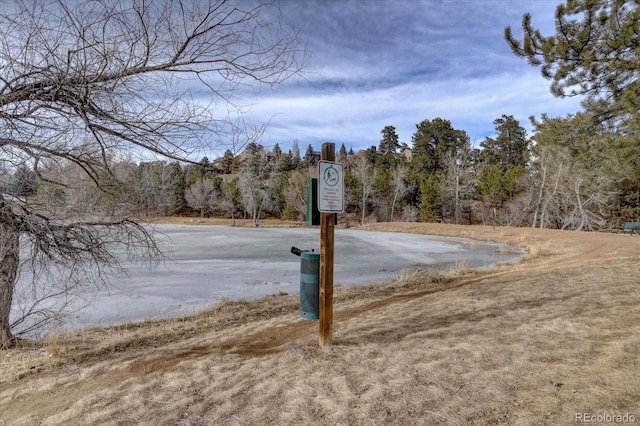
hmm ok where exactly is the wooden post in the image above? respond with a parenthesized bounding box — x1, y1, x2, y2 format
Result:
(319, 142, 335, 348)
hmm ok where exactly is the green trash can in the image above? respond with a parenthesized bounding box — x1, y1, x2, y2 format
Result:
(299, 251, 319, 320)
(291, 246, 319, 320)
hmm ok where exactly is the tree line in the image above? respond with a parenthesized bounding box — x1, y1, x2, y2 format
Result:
(4, 111, 636, 230)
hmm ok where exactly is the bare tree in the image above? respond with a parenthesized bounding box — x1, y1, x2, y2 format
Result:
(533, 143, 610, 231)
(133, 161, 174, 216)
(539, 162, 563, 229)
(442, 142, 472, 225)
(390, 164, 407, 222)
(530, 144, 564, 229)
(238, 151, 278, 227)
(354, 155, 376, 225)
(284, 168, 315, 221)
(530, 146, 548, 229)
(185, 178, 216, 218)
(216, 178, 241, 226)
(0, 0, 305, 347)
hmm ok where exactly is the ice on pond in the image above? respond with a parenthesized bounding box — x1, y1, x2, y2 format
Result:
(15, 225, 524, 332)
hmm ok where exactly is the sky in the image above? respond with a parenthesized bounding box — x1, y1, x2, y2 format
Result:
(229, 0, 585, 155)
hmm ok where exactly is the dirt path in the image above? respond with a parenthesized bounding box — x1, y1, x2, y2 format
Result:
(1, 223, 639, 425)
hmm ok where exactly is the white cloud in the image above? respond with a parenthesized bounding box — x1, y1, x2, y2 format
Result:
(241, 65, 583, 151)
(197, 1, 585, 153)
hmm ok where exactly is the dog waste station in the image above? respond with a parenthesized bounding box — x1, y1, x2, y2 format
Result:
(291, 142, 343, 349)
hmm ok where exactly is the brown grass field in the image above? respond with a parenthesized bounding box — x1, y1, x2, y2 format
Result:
(1, 222, 639, 425)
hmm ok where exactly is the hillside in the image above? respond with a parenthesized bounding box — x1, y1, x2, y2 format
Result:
(1, 223, 639, 425)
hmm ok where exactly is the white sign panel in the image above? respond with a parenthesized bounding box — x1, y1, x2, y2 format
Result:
(318, 160, 344, 213)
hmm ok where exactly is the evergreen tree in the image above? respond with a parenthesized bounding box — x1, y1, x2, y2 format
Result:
(477, 164, 505, 223)
(278, 152, 293, 172)
(506, 0, 640, 226)
(199, 156, 210, 173)
(343, 169, 359, 215)
(185, 163, 204, 186)
(419, 175, 443, 222)
(372, 164, 392, 221)
(410, 118, 467, 178)
(272, 143, 282, 158)
(338, 143, 348, 164)
(505, 0, 640, 127)
(378, 125, 400, 167)
(168, 162, 186, 215)
(373, 127, 406, 220)
(271, 171, 288, 217)
(480, 115, 529, 169)
(245, 142, 262, 157)
(221, 149, 235, 174)
(303, 143, 316, 166)
(364, 146, 377, 165)
(407, 118, 468, 211)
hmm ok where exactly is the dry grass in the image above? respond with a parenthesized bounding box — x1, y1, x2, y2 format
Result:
(146, 216, 305, 228)
(1, 223, 639, 425)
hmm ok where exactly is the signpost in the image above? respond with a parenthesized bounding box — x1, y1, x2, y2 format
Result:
(318, 160, 344, 214)
(318, 142, 342, 349)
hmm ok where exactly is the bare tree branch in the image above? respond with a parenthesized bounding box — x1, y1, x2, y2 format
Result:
(0, 0, 306, 346)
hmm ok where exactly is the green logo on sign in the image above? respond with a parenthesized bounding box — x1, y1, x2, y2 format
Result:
(323, 165, 339, 187)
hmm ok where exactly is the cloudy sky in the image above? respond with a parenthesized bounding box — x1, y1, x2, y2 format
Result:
(232, 0, 584, 155)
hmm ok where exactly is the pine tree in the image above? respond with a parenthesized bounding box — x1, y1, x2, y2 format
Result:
(221, 149, 235, 174)
(199, 156, 210, 174)
(304, 144, 316, 166)
(378, 125, 401, 166)
(480, 115, 529, 169)
(419, 175, 442, 222)
(505, 1, 640, 127)
(410, 118, 467, 178)
(168, 162, 186, 216)
(338, 143, 348, 164)
(278, 152, 293, 172)
(272, 143, 282, 158)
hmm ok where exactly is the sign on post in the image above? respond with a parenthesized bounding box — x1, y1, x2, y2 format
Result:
(318, 144, 339, 349)
(317, 160, 344, 213)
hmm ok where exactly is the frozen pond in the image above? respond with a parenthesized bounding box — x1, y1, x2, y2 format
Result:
(16, 225, 524, 332)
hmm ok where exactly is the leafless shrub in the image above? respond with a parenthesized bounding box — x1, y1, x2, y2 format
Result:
(401, 205, 420, 222)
